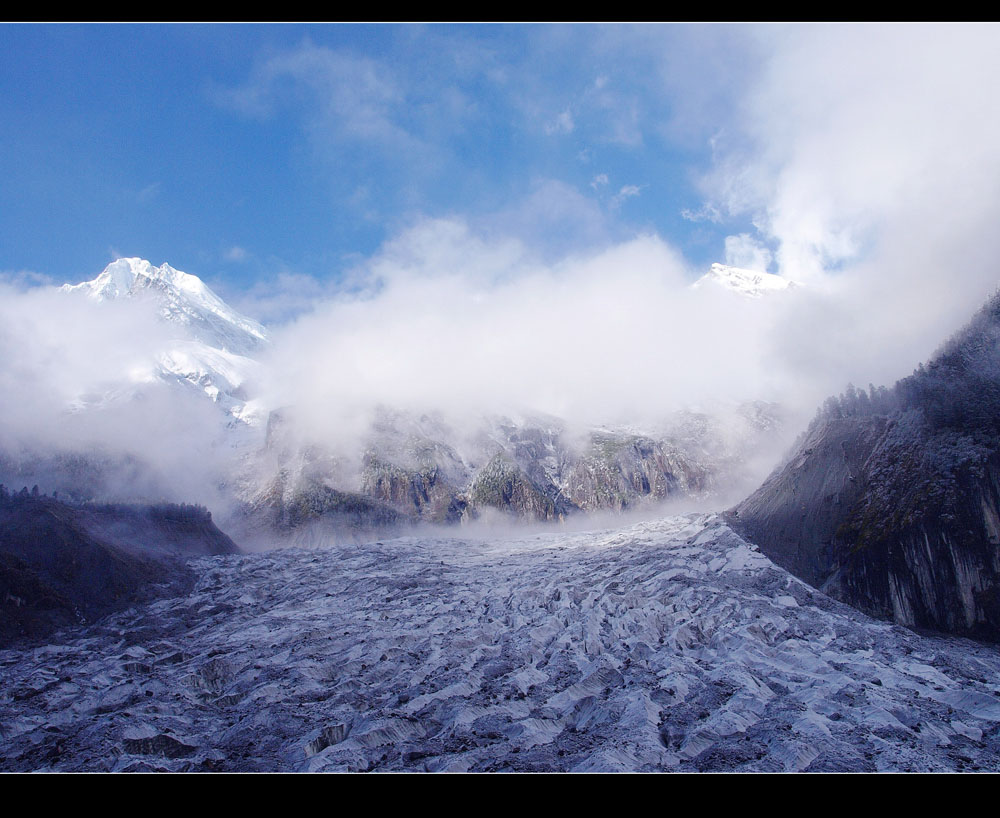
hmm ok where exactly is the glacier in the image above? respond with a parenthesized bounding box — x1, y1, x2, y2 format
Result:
(2, 514, 999, 772)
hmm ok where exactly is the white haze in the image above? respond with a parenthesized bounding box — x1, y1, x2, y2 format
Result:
(259, 222, 810, 456)
(261, 26, 1000, 459)
(706, 25, 1000, 397)
(0, 281, 239, 506)
(4, 26, 1000, 512)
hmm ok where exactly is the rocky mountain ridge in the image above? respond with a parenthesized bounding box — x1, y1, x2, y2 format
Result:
(730, 292, 1000, 640)
(231, 403, 785, 545)
(6, 257, 793, 540)
(61, 258, 268, 433)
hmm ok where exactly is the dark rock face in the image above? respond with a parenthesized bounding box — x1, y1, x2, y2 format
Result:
(730, 294, 1000, 641)
(729, 415, 888, 590)
(0, 491, 239, 647)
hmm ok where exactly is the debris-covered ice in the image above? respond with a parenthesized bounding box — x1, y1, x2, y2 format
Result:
(2, 513, 1000, 772)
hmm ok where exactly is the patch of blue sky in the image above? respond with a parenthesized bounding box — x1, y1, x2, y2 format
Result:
(0, 23, 758, 294)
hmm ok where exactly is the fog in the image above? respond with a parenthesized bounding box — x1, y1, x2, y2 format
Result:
(706, 25, 1000, 396)
(0, 280, 241, 508)
(258, 224, 808, 455)
(4, 25, 1000, 523)
(258, 26, 1000, 461)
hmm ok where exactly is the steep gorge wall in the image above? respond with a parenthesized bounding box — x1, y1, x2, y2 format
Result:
(730, 293, 1000, 641)
(830, 447, 1000, 637)
(730, 411, 1000, 640)
(729, 416, 886, 588)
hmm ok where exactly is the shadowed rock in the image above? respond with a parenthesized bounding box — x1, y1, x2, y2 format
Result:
(0, 491, 239, 646)
(730, 293, 1000, 641)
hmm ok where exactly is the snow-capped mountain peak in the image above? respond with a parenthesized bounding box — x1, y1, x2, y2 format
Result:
(60, 258, 269, 436)
(692, 263, 799, 299)
(63, 258, 267, 355)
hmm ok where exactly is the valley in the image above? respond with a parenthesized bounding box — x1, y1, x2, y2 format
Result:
(4, 514, 999, 772)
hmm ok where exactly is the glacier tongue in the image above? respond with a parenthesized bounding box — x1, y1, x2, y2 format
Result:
(4, 513, 999, 772)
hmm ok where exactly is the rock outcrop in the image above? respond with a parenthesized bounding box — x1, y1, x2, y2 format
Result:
(730, 294, 1000, 640)
(235, 404, 781, 539)
(0, 490, 239, 646)
(466, 452, 565, 522)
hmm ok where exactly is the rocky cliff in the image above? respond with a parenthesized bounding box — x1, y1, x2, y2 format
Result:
(235, 404, 781, 539)
(730, 294, 1000, 640)
(0, 490, 239, 646)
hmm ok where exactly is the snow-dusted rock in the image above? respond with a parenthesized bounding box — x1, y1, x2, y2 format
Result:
(63, 257, 266, 355)
(59, 258, 268, 437)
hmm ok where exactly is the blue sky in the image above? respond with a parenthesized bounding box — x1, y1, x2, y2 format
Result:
(4, 23, 1000, 452)
(0, 24, 761, 299)
(4, 22, 1000, 362)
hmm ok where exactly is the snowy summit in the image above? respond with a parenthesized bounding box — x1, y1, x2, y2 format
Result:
(61, 258, 267, 431)
(692, 263, 799, 299)
(62, 257, 267, 356)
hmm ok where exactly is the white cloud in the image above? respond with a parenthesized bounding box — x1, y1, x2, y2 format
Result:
(724, 233, 772, 272)
(13, 25, 1000, 507)
(610, 184, 642, 209)
(705, 26, 1000, 277)
(680, 203, 721, 224)
(136, 182, 161, 204)
(231, 270, 339, 327)
(0, 284, 231, 503)
(695, 24, 1000, 392)
(260, 217, 825, 459)
(544, 108, 575, 135)
(474, 178, 612, 260)
(224, 245, 250, 262)
(585, 78, 643, 147)
(0, 268, 57, 290)
(215, 40, 417, 154)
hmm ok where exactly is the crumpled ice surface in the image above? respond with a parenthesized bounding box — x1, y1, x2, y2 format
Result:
(3, 513, 1000, 772)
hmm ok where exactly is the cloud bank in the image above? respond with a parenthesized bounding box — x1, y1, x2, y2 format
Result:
(699, 25, 1000, 398)
(259, 218, 815, 454)
(6, 25, 1000, 510)
(0, 283, 239, 504)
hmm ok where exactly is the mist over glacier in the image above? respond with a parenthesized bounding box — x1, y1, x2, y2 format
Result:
(6, 24, 1000, 773)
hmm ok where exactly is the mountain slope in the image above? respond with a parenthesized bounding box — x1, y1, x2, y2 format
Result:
(62, 257, 266, 355)
(730, 293, 1000, 640)
(232, 403, 785, 543)
(0, 489, 239, 646)
(61, 258, 267, 431)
